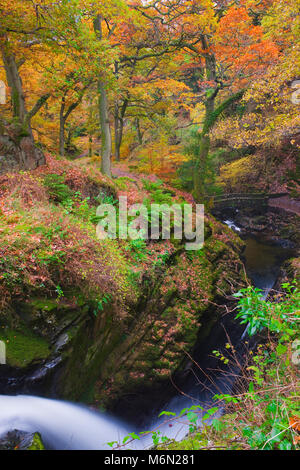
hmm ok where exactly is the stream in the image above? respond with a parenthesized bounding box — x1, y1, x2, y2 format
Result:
(0, 216, 296, 449)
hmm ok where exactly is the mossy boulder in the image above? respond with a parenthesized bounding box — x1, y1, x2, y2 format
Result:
(0, 430, 45, 450)
(0, 325, 50, 368)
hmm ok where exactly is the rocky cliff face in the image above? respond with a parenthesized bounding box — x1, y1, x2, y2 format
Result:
(0, 157, 247, 416)
(91, 220, 246, 416)
(0, 122, 45, 174)
(0, 218, 246, 412)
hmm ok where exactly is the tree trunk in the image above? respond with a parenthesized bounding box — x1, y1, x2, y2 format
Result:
(0, 47, 48, 172)
(135, 118, 143, 145)
(115, 124, 123, 162)
(192, 90, 245, 201)
(59, 97, 66, 156)
(114, 99, 127, 161)
(94, 15, 112, 177)
(192, 36, 217, 201)
(2, 50, 27, 124)
(193, 134, 210, 201)
(193, 97, 215, 201)
(88, 136, 93, 158)
(98, 80, 112, 177)
(114, 102, 121, 162)
(59, 88, 88, 157)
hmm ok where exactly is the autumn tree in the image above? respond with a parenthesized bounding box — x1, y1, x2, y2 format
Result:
(0, 0, 90, 170)
(213, 0, 300, 149)
(0, 1, 52, 171)
(180, 2, 278, 199)
(40, 54, 94, 156)
(86, 0, 221, 175)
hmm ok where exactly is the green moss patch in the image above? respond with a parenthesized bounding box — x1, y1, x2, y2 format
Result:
(0, 326, 50, 368)
(26, 433, 45, 450)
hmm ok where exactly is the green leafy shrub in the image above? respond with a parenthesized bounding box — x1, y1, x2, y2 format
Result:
(125, 239, 147, 262)
(42, 174, 73, 204)
(107, 284, 299, 451)
(211, 283, 300, 450)
(233, 282, 299, 337)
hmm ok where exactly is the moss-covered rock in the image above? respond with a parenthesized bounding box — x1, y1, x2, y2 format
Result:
(0, 325, 50, 368)
(92, 216, 246, 413)
(26, 432, 45, 450)
(0, 430, 45, 450)
(0, 160, 247, 415)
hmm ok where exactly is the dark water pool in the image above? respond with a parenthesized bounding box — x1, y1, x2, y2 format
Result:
(242, 236, 295, 292)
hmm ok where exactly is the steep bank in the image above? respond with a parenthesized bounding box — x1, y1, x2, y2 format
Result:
(0, 217, 296, 450)
(0, 156, 247, 418)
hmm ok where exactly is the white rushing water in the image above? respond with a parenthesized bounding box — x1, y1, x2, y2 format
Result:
(0, 387, 228, 449)
(223, 219, 241, 232)
(0, 394, 220, 449)
(0, 395, 133, 450)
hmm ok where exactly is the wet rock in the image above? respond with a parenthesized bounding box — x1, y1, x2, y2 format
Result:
(0, 129, 45, 174)
(0, 430, 45, 450)
(266, 237, 296, 250)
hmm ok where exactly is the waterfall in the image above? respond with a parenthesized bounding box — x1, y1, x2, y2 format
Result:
(0, 395, 132, 450)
